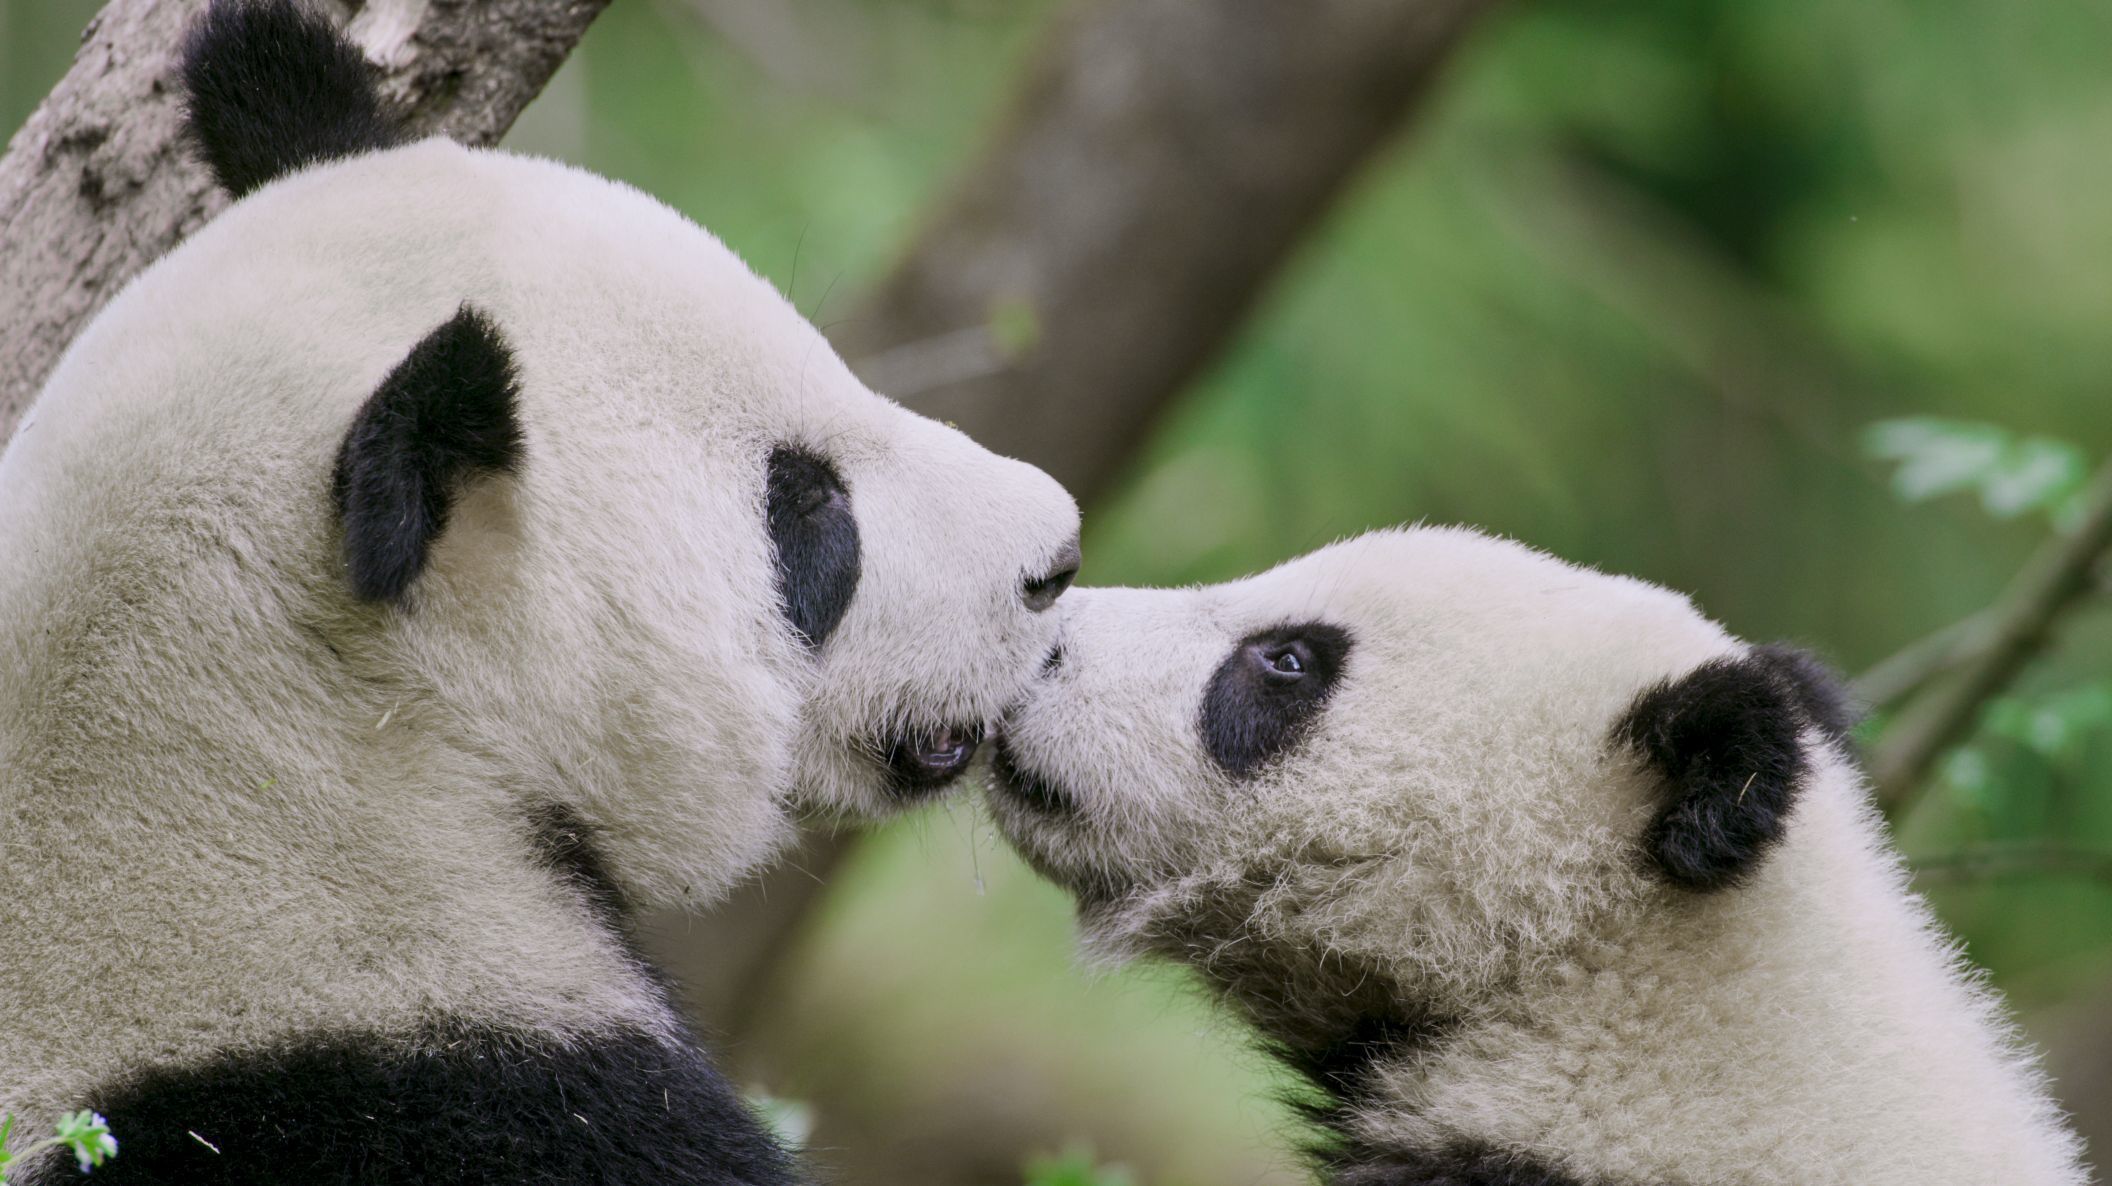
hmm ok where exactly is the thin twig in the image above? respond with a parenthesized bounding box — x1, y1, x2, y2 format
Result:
(1852, 568, 2112, 712)
(1851, 610, 1992, 712)
(1870, 457, 2112, 813)
(1910, 842, 2112, 888)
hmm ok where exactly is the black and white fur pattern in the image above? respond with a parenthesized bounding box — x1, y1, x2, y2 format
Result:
(990, 528, 2087, 1185)
(0, 3, 1077, 1182)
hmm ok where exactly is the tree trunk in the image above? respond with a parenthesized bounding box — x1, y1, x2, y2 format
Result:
(0, 0, 609, 440)
(837, 0, 1496, 499)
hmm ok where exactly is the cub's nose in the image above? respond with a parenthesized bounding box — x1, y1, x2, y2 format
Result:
(1022, 537, 1082, 612)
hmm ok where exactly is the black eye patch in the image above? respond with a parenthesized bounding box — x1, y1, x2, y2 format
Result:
(765, 445, 860, 649)
(1201, 622, 1353, 778)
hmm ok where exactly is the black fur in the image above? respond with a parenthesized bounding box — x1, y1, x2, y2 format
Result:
(1752, 643, 1860, 743)
(524, 801, 631, 934)
(333, 306, 525, 603)
(1275, 1012, 1450, 1113)
(764, 446, 860, 649)
(1200, 622, 1353, 777)
(1262, 1012, 1598, 1186)
(55, 1021, 800, 1185)
(1330, 1143, 1605, 1185)
(1275, 1008, 1450, 1170)
(1615, 645, 1849, 891)
(181, 0, 403, 197)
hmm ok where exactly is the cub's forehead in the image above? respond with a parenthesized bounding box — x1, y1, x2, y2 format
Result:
(1217, 527, 1733, 682)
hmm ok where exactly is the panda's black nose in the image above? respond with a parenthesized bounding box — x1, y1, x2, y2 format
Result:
(1023, 537, 1081, 612)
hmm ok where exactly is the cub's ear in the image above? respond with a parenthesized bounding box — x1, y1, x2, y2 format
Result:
(1615, 646, 1856, 891)
(333, 306, 523, 604)
(1749, 642, 1861, 744)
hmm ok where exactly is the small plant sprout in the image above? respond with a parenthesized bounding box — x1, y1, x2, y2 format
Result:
(0, 1109, 119, 1182)
(1022, 1145, 1139, 1186)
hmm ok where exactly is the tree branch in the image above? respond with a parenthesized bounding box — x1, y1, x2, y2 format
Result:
(0, 0, 610, 441)
(1851, 608, 1997, 713)
(1910, 842, 2112, 888)
(1852, 568, 2110, 712)
(1869, 457, 2112, 813)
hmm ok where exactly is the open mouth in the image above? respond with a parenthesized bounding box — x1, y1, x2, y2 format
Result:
(882, 722, 985, 798)
(990, 734, 1078, 815)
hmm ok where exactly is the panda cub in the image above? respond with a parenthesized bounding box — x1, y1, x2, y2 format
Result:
(989, 528, 2087, 1186)
(0, 2, 1077, 1183)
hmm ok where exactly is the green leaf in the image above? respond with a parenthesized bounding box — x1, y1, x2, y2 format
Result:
(1863, 418, 2008, 503)
(1979, 437, 2086, 519)
(1863, 417, 2093, 528)
(51, 1111, 117, 1172)
(1023, 1146, 1138, 1186)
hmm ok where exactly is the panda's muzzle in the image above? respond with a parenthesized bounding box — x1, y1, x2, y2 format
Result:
(884, 722, 984, 797)
(990, 734, 1078, 816)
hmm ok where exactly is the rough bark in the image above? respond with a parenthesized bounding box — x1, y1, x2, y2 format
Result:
(0, 0, 609, 440)
(653, 0, 1505, 1052)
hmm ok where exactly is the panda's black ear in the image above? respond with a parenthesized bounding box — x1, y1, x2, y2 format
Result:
(1749, 643, 1861, 744)
(333, 306, 523, 604)
(181, 0, 404, 197)
(1615, 646, 1854, 891)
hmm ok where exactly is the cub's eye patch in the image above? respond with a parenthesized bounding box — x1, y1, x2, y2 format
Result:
(1201, 622, 1352, 777)
(766, 445, 860, 649)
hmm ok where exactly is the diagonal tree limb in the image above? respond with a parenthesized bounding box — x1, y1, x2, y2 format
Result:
(1851, 571, 2111, 713)
(1869, 457, 2112, 813)
(0, 0, 610, 441)
(1909, 841, 2112, 888)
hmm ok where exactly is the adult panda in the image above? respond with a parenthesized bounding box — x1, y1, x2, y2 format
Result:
(989, 528, 2088, 1185)
(0, 2, 1079, 1182)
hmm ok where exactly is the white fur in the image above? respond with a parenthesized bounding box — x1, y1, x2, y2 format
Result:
(991, 528, 2087, 1185)
(0, 139, 1077, 1128)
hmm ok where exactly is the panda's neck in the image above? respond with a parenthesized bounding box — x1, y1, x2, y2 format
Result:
(0, 647, 677, 1109)
(1298, 777, 2082, 1185)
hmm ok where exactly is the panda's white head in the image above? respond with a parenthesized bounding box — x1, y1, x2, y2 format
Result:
(2, 2, 1076, 905)
(989, 527, 1852, 1028)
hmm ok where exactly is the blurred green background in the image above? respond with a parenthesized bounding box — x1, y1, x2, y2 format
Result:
(6, 1, 2107, 1181)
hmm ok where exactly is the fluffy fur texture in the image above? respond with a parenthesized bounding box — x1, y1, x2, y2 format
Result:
(989, 528, 2087, 1185)
(332, 304, 524, 603)
(1615, 648, 1815, 891)
(181, 0, 402, 195)
(44, 1023, 797, 1186)
(1, 2, 1077, 1180)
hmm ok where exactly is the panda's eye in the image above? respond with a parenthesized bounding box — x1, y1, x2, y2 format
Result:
(1202, 623, 1353, 778)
